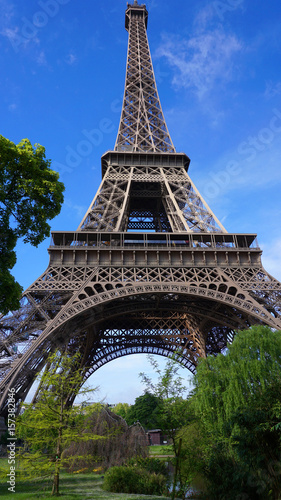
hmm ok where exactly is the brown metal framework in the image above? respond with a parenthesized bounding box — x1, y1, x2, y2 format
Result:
(115, 2, 175, 153)
(0, 1, 281, 416)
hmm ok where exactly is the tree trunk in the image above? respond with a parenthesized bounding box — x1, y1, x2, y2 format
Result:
(171, 438, 182, 500)
(52, 399, 63, 496)
(52, 470, 59, 496)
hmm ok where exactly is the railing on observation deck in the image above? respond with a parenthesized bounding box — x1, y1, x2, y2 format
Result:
(49, 232, 259, 251)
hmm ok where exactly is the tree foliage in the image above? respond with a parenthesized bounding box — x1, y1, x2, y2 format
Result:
(139, 355, 192, 437)
(16, 350, 96, 496)
(103, 462, 167, 496)
(0, 136, 64, 313)
(193, 325, 281, 437)
(228, 380, 281, 499)
(111, 402, 130, 421)
(138, 329, 281, 499)
(140, 354, 188, 400)
(139, 355, 193, 499)
(63, 405, 148, 472)
(123, 392, 162, 429)
(191, 325, 281, 499)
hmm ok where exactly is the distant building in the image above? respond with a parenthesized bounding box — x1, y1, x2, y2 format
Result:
(147, 429, 169, 446)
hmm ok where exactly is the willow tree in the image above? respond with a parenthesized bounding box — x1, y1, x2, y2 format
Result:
(192, 325, 281, 499)
(193, 325, 281, 436)
(0, 136, 64, 314)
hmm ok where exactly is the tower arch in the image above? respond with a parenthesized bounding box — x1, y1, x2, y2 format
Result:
(1, 1, 281, 416)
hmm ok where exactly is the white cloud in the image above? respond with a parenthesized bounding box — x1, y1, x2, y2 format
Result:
(156, 30, 242, 99)
(193, 1, 245, 31)
(265, 81, 281, 100)
(0, 2, 22, 49)
(193, 4, 217, 31)
(0, 20, 40, 53)
(37, 50, 47, 66)
(1, 25, 20, 44)
(211, 0, 245, 22)
(8, 103, 17, 111)
(65, 53, 77, 65)
(64, 199, 86, 219)
(85, 355, 194, 405)
(0, 0, 15, 25)
(197, 127, 281, 206)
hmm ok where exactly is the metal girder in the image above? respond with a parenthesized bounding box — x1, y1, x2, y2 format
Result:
(78, 156, 226, 233)
(0, 1, 281, 417)
(115, 2, 175, 153)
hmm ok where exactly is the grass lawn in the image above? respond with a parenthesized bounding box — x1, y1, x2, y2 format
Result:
(0, 457, 171, 500)
(0, 454, 201, 499)
(149, 445, 174, 458)
(0, 474, 171, 500)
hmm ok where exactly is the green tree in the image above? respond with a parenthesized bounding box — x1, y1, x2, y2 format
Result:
(125, 392, 162, 429)
(112, 402, 131, 421)
(229, 379, 281, 499)
(193, 325, 281, 437)
(17, 350, 97, 496)
(0, 136, 64, 314)
(140, 355, 193, 499)
(140, 356, 191, 437)
(191, 325, 281, 499)
(175, 421, 207, 496)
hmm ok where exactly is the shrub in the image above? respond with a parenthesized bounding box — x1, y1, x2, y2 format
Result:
(103, 465, 167, 495)
(126, 456, 169, 477)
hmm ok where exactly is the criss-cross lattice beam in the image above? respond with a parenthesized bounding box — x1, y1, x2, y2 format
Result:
(115, 2, 175, 153)
(78, 154, 226, 233)
(1, 257, 281, 416)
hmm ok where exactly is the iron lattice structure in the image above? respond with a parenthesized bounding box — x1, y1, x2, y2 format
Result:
(1, 1, 281, 416)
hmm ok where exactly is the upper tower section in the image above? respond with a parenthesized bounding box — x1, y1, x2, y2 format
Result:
(115, 1, 176, 154)
(125, 0, 148, 31)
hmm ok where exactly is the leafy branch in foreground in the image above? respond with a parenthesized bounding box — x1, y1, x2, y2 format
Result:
(0, 135, 64, 313)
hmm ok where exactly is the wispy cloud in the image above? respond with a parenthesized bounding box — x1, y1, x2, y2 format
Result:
(0, 0, 15, 25)
(37, 50, 47, 66)
(193, 1, 246, 30)
(265, 81, 281, 100)
(156, 30, 242, 99)
(0, 25, 22, 46)
(8, 103, 17, 111)
(198, 137, 281, 207)
(193, 3, 217, 32)
(0, 3, 39, 54)
(65, 53, 77, 65)
(85, 354, 194, 405)
(0, 0, 70, 59)
(64, 199, 86, 219)
(0, 1, 22, 49)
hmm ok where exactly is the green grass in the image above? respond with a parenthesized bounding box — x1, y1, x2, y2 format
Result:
(0, 457, 171, 500)
(0, 473, 170, 499)
(0, 456, 201, 499)
(149, 445, 174, 457)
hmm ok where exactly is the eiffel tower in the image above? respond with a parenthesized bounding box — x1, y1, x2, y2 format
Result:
(1, 0, 281, 416)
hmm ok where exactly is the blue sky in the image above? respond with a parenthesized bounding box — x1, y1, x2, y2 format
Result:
(1, 0, 281, 404)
